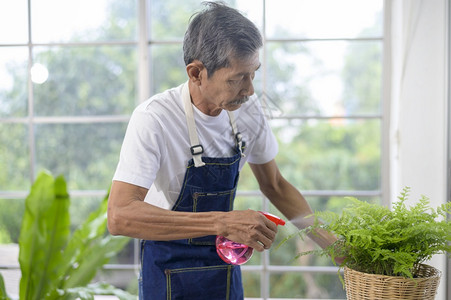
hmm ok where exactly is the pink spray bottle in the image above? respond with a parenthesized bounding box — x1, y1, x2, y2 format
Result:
(216, 211, 286, 265)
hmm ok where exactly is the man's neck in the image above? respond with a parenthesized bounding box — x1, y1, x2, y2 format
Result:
(188, 81, 222, 116)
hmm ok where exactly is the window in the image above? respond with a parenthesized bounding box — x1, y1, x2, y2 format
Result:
(0, 0, 385, 298)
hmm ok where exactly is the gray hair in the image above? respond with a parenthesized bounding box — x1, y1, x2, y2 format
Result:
(183, 2, 263, 77)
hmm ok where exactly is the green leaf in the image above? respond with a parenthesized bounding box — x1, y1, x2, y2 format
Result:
(0, 273, 11, 300)
(16, 173, 130, 299)
(59, 193, 130, 289)
(19, 171, 71, 300)
(63, 235, 129, 288)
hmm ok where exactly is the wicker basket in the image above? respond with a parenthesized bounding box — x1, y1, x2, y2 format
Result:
(344, 264, 441, 300)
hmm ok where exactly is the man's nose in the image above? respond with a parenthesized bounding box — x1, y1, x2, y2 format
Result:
(240, 76, 254, 96)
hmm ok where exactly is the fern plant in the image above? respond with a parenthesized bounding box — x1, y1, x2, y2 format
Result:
(281, 187, 451, 279)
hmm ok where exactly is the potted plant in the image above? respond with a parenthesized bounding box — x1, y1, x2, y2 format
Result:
(0, 171, 136, 300)
(281, 187, 451, 300)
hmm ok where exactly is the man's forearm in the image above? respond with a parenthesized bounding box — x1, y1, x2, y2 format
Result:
(262, 177, 338, 250)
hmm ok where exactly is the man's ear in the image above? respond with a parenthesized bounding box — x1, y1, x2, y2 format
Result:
(186, 60, 205, 86)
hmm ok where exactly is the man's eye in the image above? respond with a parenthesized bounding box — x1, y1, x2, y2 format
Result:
(228, 79, 240, 85)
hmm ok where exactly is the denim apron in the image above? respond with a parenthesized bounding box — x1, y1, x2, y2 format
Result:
(139, 83, 245, 300)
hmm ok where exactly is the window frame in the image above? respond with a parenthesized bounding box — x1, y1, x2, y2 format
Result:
(0, 0, 389, 299)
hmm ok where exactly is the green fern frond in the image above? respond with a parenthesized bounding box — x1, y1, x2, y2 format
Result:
(277, 187, 451, 279)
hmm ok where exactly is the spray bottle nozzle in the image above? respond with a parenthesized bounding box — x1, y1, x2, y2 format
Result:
(259, 211, 286, 226)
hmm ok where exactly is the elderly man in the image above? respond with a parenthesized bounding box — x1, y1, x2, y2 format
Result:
(107, 2, 338, 299)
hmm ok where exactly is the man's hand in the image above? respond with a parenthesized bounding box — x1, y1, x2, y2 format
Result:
(217, 209, 278, 252)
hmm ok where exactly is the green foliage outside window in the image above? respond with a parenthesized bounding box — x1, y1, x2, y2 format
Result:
(0, 1, 383, 298)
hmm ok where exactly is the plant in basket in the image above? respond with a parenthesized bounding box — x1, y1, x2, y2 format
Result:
(280, 187, 451, 300)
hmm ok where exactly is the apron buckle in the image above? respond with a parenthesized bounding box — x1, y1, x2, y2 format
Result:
(235, 132, 243, 143)
(190, 144, 204, 155)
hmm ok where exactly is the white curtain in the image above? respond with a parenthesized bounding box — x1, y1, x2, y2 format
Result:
(388, 0, 449, 299)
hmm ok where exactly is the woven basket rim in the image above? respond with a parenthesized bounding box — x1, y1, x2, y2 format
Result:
(344, 264, 442, 280)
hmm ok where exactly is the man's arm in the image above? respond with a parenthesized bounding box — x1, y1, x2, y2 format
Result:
(249, 159, 338, 250)
(107, 180, 277, 251)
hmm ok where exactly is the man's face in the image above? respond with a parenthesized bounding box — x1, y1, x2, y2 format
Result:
(198, 52, 261, 115)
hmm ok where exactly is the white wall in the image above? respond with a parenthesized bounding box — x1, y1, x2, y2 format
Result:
(389, 0, 449, 299)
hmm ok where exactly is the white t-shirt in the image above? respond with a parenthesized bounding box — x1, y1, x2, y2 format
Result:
(113, 83, 278, 209)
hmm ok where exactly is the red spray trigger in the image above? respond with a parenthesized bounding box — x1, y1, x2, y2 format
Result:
(259, 211, 286, 226)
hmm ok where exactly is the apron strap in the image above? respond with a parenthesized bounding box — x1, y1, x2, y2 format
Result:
(182, 82, 206, 167)
(182, 82, 245, 167)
